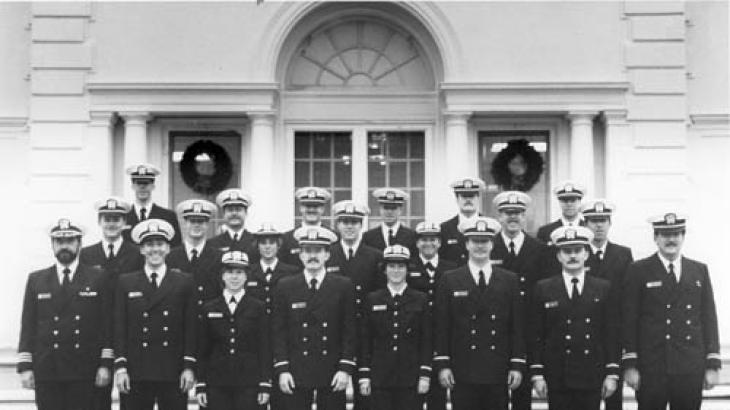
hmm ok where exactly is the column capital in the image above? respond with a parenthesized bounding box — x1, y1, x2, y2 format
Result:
(602, 109, 629, 126)
(119, 111, 151, 125)
(442, 110, 473, 124)
(248, 111, 276, 126)
(566, 110, 598, 125)
(89, 111, 116, 127)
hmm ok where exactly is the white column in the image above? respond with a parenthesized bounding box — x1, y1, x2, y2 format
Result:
(443, 111, 473, 180)
(88, 111, 115, 197)
(248, 112, 276, 227)
(121, 112, 150, 199)
(567, 111, 598, 195)
(602, 110, 629, 201)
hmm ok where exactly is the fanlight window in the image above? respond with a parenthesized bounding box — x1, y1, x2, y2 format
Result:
(287, 19, 434, 89)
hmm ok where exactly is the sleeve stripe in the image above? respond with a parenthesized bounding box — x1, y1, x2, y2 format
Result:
(183, 356, 197, 362)
(195, 383, 206, 388)
(511, 358, 527, 363)
(101, 348, 115, 359)
(259, 382, 272, 387)
(420, 365, 432, 371)
(606, 363, 619, 368)
(358, 367, 371, 372)
(114, 357, 127, 363)
(707, 353, 720, 359)
(621, 352, 637, 359)
(274, 361, 289, 368)
(530, 364, 544, 369)
(339, 359, 356, 366)
(17, 352, 32, 362)
(433, 356, 450, 361)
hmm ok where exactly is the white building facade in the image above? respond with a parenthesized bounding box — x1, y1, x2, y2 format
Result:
(0, 1, 728, 348)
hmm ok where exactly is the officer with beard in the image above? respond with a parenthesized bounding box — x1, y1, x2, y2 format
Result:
(622, 213, 720, 410)
(272, 226, 357, 410)
(439, 177, 486, 266)
(18, 218, 113, 410)
(113, 219, 197, 410)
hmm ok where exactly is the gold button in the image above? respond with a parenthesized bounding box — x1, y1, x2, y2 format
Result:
(143, 327, 148, 333)
(142, 342, 148, 347)
(666, 334, 671, 340)
(53, 330, 59, 335)
(53, 343, 59, 349)
(163, 341, 168, 347)
(666, 319, 671, 324)
(230, 338, 235, 343)
(686, 320, 691, 325)
(303, 322, 308, 328)
(54, 316, 59, 322)
(565, 335, 572, 340)
(74, 329, 79, 335)
(75, 343, 80, 349)
(490, 345, 496, 350)
(393, 346, 398, 351)
(230, 348, 235, 354)
(322, 350, 328, 355)
(471, 345, 476, 350)
(143, 312, 149, 318)
(198, 286, 203, 291)
(303, 351, 309, 356)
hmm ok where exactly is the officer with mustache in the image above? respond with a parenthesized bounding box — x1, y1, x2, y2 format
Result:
(18, 218, 113, 410)
(530, 226, 619, 410)
(622, 213, 720, 410)
(272, 226, 357, 410)
(209, 188, 257, 258)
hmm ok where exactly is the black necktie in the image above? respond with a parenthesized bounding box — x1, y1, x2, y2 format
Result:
(62, 268, 71, 289)
(393, 294, 401, 306)
(425, 262, 435, 272)
(388, 228, 395, 246)
(233, 233, 239, 242)
(139, 207, 147, 221)
(310, 278, 318, 294)
(190, 249, 199, 265)
(265, 268, 273, 283)
(229, 296, 237, 312)
(571, 277, 580, 301)
(348, 248, 354, 260)
(509, 241, 517, 257)
(596, 250, 603, 261)
(107, 244, 115, 260)
(150, 272, 158, 290)
(668, 263, 677, 285)
(478, 270, 487, 291)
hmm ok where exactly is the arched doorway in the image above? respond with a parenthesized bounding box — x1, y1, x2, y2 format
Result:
(276, 3, 444, 228)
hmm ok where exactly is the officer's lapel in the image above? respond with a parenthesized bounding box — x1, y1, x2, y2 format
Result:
(649, 254, 676, 301)
(457, 268, 480, 311)
(306, 274, 331, 321)
(47, 267, 67, 311)
(60, 266, 87, 312)
(147, 271, 174, 309)
(552, 275, 571, 307)
(677, 257, 696, 291)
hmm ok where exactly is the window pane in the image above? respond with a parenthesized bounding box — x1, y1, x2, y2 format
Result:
(334, 135, 351, 158)
(313, 135, 332, 158)
(368, 161, 386, 187)
(410, 160, 424, 187)
(295, 135, 310, 158)
(334, 162, 351, 187)
(313, 162, 331, 187)
(410, 190, 425, 216)
(411, 134, 424, 158)
(294, 162, 310, 187)
(388, 134, 408, 158)
(334, 189, 351, 203)
(389, 162, 407, 186)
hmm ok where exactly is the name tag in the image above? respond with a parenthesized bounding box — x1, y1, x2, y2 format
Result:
(372, 305, 387, 311)
(218, 246, 230, 252)
(646, 281, 662, 288)
(247, 281, 259, 287)
(128, 291, 143, 299)
(37, 293, 52, 300)
(491, 259, 503, 266)
(79, 291, 98, 297)
(453, 290, 469, 297)
(409, 271, 422, 277)
(696, 280, 702, 287)
(545, 301, 559, 309)
(290, 248, 300, 254)
(447, 239, 458, 245)
(292, 302, 307, 309)
(207, 312, 224, 318)
(326, 266, 340, 273)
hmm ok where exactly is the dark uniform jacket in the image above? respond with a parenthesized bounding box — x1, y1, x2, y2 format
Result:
(80, 240, 144, 286)
(406, 257, 458, 309)
(208, 229, 258, 260)
(491, 232, 549, 303)
(359, 287, 432, 388)
(113, 269, 197, 381)
(278, 225, 338, 268)
(621, 254, 721, 375)
(530, 274, 620, 390)
(438, 215, 470, 265)
(434, 265, 527, 384)
(245, 260, 298, 315)
(17, 264, 113, 381)
(196, 294, 272, 394)
(362, 224, 418, 255)
(166, 243, 222, 314)
(123, 204, 182, 247)
(326, 242, 384, 319)
(271, 273, 357, 388)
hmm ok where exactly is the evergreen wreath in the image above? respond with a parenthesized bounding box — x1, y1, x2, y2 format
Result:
(180, 140, 233, 195)
(490, 138, 544, 192)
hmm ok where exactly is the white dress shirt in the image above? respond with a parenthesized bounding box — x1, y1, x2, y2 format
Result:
(381, 222, 401, 245)
(501, 231, 525, 255)
(387, 283, 407, 297)
(185, 241, 206, 261)
(468, 260, 492, 286)
(223, 289, 245, 314)
(590, 242, 608, 259)
(56, 258, 80, 284)
(420, 254, 440, 277)
(562, 271, 585, 298)
(144, 264, 167, 285)
(657, 253, 682, 283)
(134, 201, 154, 220)
(304, 269, 326, 290)
(341, 237, 362, 259)
(102, 237, 123, 258)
